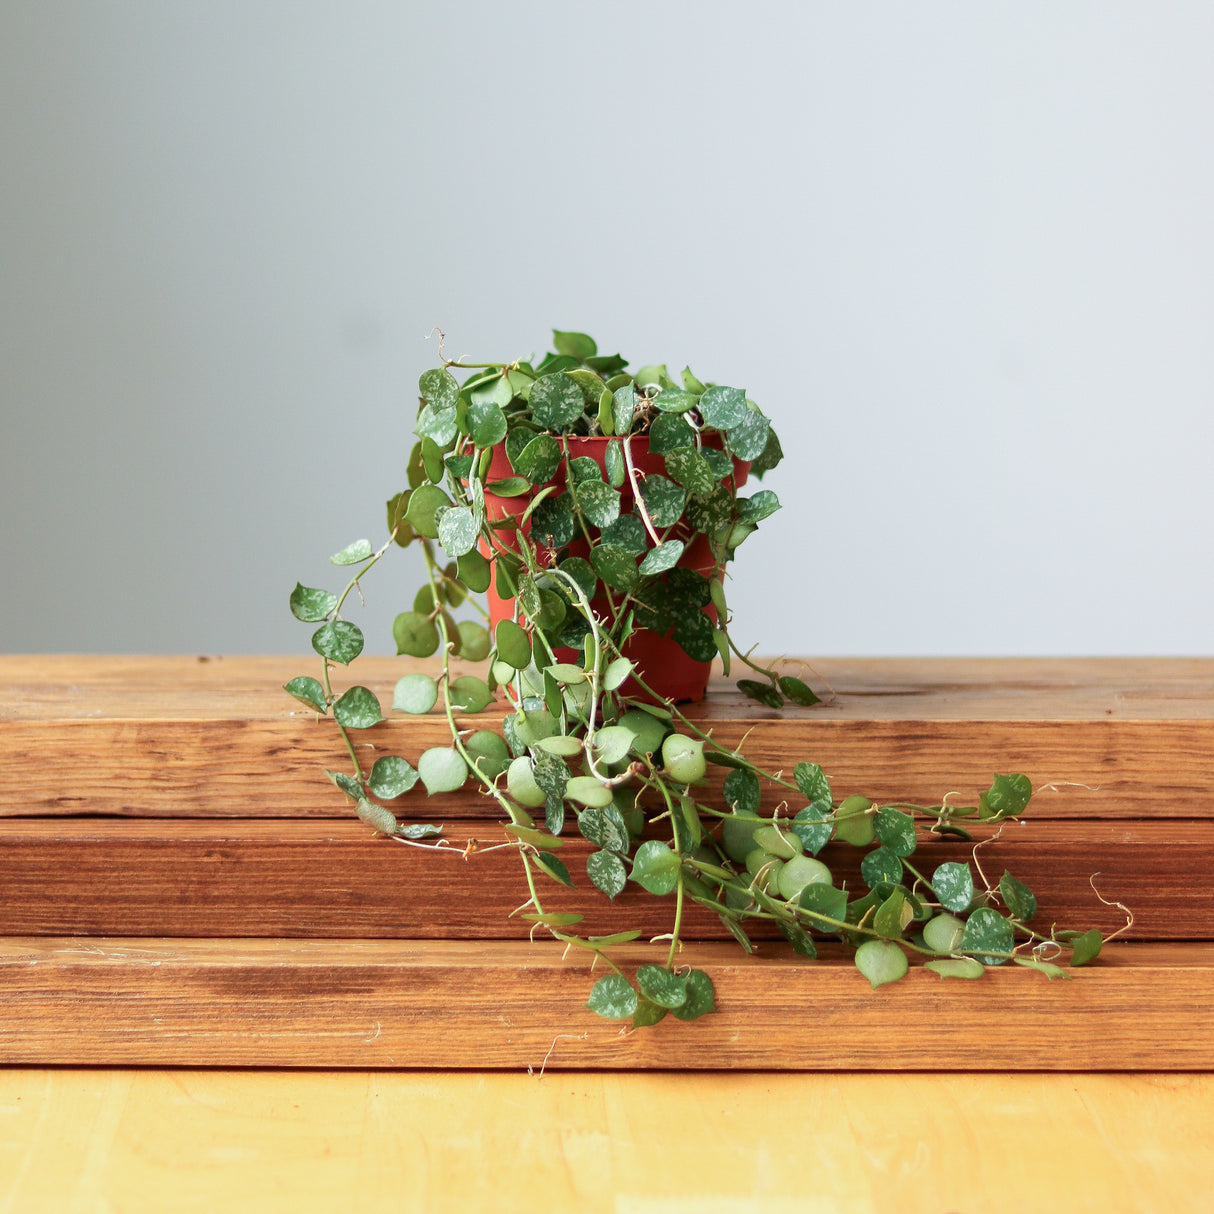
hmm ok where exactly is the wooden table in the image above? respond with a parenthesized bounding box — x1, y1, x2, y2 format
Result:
(3, 657, 1213, 1210)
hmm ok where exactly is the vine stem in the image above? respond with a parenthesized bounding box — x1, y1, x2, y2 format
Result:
(622, 436, 662, 547)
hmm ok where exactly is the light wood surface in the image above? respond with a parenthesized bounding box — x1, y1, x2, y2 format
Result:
(4, 656, 1214, 818)
(3, 1069, 1212, 1214)
(0, 816, 1188, 939)
(3, 937, 1211, 1070)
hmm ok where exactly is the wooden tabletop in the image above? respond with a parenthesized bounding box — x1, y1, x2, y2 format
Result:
(4, 1069, 1212, 1213)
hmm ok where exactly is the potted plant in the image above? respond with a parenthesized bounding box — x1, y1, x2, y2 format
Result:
(287, 329, 1104, 1028)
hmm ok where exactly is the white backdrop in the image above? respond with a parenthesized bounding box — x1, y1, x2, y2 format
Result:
(3, 2, 1212, 655)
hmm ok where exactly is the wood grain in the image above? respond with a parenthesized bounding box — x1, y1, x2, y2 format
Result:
(2, 937, 1211, 1070)
(3, 657, 1213, 819)
(8, 1071, 1214, 1214)
(0, 816, 1188, 940)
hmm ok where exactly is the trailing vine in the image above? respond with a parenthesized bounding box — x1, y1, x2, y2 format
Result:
(287, 329, 1104, 1027)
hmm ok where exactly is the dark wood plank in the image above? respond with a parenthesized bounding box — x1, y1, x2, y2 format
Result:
(1, 937, 1210, 1070)
(0, 817, 1193, 940)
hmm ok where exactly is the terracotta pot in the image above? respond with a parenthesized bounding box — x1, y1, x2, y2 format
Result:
(481, 436, 748, 703)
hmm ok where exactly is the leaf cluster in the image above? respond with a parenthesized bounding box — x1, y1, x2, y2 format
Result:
(285, 329, 1106, 1030)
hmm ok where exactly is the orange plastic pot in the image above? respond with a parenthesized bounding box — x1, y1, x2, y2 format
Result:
(481, 436, 748, 703)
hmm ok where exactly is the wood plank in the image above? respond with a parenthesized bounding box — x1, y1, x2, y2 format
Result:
(6, 655, 1214, 720)
(0, 817, 1188, 940)
(4, 657, 1213, 819)
(1, 937, 1210, 1070)
(6, 1070, 1214, 1214)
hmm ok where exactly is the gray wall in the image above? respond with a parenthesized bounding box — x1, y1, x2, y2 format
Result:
(3, 2, 1212, 656)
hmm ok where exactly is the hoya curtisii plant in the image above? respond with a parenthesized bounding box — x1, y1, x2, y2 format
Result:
(286, 329, 1105, 1029)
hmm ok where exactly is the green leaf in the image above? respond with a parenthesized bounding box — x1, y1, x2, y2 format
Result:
(634, 363, 667, 388)
(494, 619, 532, 669)
(684, 485, 734, 540)
(416, 401, 458, 446)
(861, 847, 903, 889)
(653, 387, 698, 414)
(855, 939, 908, 988)
(450, 675, 493, 714)
(778, 676, 820, 706)
(726, 408, 771, 461)
(632, 999, 668, 1028)
(981, 773, 1033, 820)
(405, 484, 452, 539)
(925, 957, 986, 980)
(465, 399, 508, 448)
(284, 675, 327, 714)
(387, 492, 415, 548)
(663, 447, 717, 498)
(961, 907, 1015, 965)
(874, 808, 917, 858)
(738, 489, 781, 524)
(417, 747, 467, 794)
(565, 776, 614, 808)
(638, 475, 686, 528)
(393, 673, 438, 715)
(333, 685, 383, 729)
(484, 475, 531, 497)
(601, 657, 633, 692)
(567, 456, 601, 485)
(330, 538, 373, 566)
(469, 372, 511, 408)
(399, 822, 443, 841)
(672, 610, 717, 662)
(1014, 956, 1072, 980)
(630, 840, 681, 895)
(681, 365, 706, 394)
(638, 539, 685, 576)
(874, 888, 913, 938)
(456, 621, 491, 662)
(585, 353, 628, 376)
(587, 849, 627, 898)
(529, 373, 585, 430)
(557, 555, 598, 602)
(437, 506, 479, 558)
(793, 762, 833, 810)
(591, 543, 639, 593)
(290, 583, 337, 623)
(456, 549, 492, 593)
(932, 861, 975, 913)
(636, 964, 688, 1009)
(999, 870, 1038, 922)
(465, 730, 510, 780)
(326, 770, 363, 799)
(355, 800, 397, 835)
(311, 620, 364, 665)
(534, 851, 573, 887)
(578, 804, 630, 853)
(798, 881, 848, 925)
(419, 366, 459, 411)
(723, 768, 761, 816)
(513, 433, 561, 485)
(737, 679, 783, 709)
(611, 384, 637, 435)
(575, 478, 621, 528)
(604, 439, 625, 488)
(392, 611, 440, 658)
(531, 750, 571, 800)
(590, 725, 636, 766)
(648, 413, 695, 454)
(750, 427, 784, 477)
(778, 919, 819, 958)
(601, 513, 647, 554)
(552, 329, 597, 360)
(670, 970, 716, 1021)
(368, 755, 419, 799)
(587, 974, 637, 1020)
(1070, 928, 1103, 966)
(529, 494, 576, 549)
(792, 806, 832, 855)
(697, 384, 748, 430)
